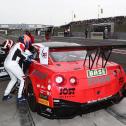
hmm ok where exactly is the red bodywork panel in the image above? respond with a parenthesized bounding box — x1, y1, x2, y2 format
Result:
(27, 45, 126, 108)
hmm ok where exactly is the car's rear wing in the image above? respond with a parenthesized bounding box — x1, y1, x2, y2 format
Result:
(49, 44, 126, 50)
(49, 44, 126, 69)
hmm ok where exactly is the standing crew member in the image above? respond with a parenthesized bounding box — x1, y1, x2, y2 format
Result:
(85, 29, 88, 39)
(25, 30, 34, 44)
(2, 36, 31, 102)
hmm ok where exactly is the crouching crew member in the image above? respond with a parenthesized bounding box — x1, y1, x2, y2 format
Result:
(2, 36, 31, 102)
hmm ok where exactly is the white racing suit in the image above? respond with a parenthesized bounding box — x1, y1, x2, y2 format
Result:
(4, 42, 27, 98)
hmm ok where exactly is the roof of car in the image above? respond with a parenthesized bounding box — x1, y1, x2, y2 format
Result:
(33, 42, 81, 48)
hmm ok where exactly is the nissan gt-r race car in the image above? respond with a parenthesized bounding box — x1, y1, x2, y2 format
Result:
(24, 42, 126, 119)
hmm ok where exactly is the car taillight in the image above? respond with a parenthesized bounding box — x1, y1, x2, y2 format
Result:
(69, 77, 77, 85)
(55, 75, 64, 85)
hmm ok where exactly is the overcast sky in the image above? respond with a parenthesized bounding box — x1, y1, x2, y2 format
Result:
(0, 0, 126, 26)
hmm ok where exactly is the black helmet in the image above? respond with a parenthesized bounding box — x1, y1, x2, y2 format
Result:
(25, 30, 31, 36)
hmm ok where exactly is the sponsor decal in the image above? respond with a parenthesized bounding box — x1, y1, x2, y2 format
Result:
(88, 75, 110, 85)
(0, 67, 8, 76)
(87, 68, 107, 78)
(32, 70, 47, 79)
(38, 98, 49, 106)
(59, 95, 75, 99)
(40, 93, 48, 100)
(60, 88, 75, 95)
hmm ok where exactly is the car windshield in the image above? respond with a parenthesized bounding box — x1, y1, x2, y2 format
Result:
(50, 50, 87, 62)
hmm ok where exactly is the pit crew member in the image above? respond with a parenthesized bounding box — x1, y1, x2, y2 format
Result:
(2, 36, 32, 102)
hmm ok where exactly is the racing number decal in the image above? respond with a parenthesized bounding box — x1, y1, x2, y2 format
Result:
(42, 49, 47, 58)
(39, 47, 49, 65)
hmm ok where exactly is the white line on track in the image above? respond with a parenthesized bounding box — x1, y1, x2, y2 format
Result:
(112, 49, 126, 55)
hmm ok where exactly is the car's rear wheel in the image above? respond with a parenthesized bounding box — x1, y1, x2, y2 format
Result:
(26, 79, 37, 112)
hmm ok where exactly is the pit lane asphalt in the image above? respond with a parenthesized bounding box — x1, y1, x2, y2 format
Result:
(1, 36, 126, 126)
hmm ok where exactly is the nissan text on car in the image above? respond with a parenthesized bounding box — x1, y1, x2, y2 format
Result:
(25, 42, 126, 119)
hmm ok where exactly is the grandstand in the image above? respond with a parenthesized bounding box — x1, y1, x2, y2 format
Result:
(0, 24, 52, 30)
(0, 24, 53, 40)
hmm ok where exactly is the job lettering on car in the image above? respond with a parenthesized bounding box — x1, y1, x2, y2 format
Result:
(87, 68, 107, 78)
(0, 47, 5, 54)
(60, 88, 75, 95)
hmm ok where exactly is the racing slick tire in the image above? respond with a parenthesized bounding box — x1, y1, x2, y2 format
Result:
(26, 79, 37, 112)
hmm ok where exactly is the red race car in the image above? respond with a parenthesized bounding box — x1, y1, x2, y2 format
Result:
(25, 42, 126, 119)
